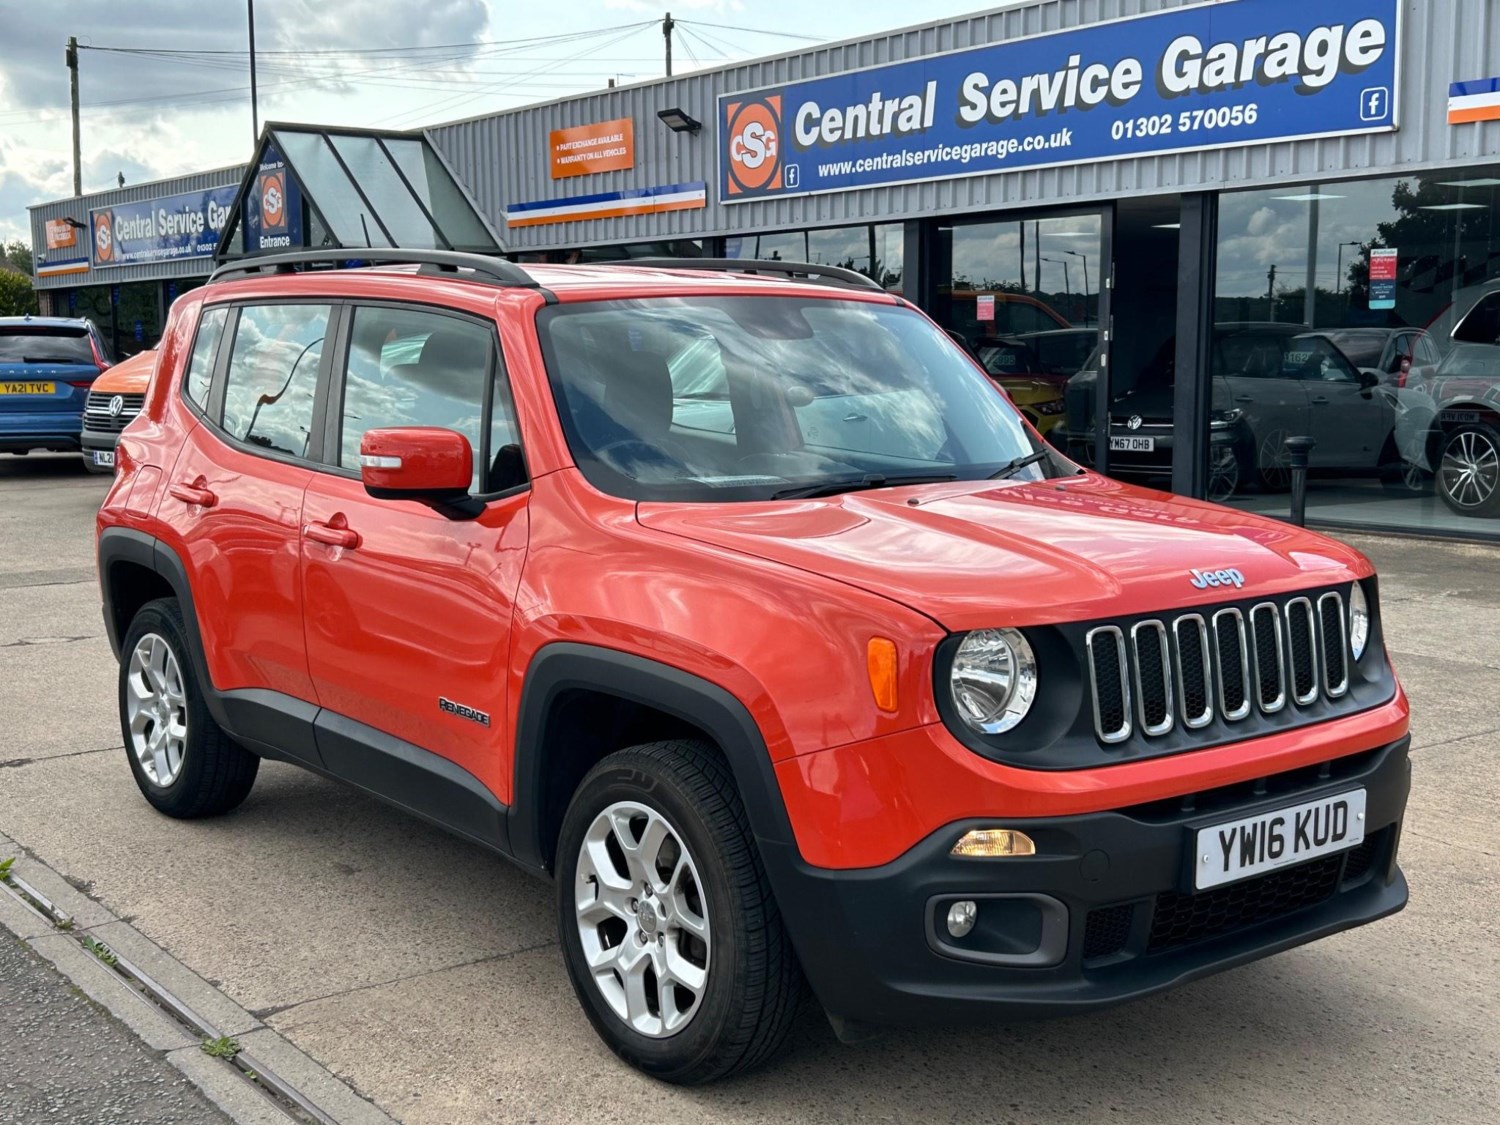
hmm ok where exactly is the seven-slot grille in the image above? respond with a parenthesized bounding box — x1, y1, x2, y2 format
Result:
(83, 391, 145, 434)
(1085, 590, 1353, 745)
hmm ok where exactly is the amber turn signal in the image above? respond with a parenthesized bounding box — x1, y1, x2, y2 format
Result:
(950, 828, 1037, 858)
(866, 637, 899, 712)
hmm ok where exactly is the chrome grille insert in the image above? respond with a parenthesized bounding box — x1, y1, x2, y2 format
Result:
(1173, 614, 1214, 729)
(1248, 602, 1287, 714)
(1130, 620, 1174, 737)
(1317, 591, 1350, 698)
(1085, 626, 1132, 744)
(1284, 597, 1319, 706)
(1212, 608, 1252, 722)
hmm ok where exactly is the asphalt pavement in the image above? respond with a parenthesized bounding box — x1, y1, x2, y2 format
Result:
(0, 930, 233, 1125)
(0, 451, 1496, 1125)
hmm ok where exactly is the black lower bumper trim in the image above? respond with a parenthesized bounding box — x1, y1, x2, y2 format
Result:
(763, 738, 1410, 1026)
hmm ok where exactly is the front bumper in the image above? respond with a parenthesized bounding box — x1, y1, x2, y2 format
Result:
(81, 426, 123, 453)
(766, 737, 1409, 1027)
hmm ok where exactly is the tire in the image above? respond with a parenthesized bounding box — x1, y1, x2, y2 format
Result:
(118, 598, 259, 818)
(1436, 421, 1500, 518)
(556, 741, 801, 1084)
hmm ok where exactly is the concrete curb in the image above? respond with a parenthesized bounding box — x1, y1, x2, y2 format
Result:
(0, 835, 398, 1125)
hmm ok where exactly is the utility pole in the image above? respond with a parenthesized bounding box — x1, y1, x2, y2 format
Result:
(248, 0, 260, 144)
(663, 12, 674, 77)
(1266, 264, 1278, 316)
(66, 37, 81, 196)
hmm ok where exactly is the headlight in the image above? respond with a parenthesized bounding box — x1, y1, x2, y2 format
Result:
(1349, 583, 1370, 661)
(950, 629, 1038, 735)
(1210, 408, 1243, 425)
(1036, 399, 1066, 415)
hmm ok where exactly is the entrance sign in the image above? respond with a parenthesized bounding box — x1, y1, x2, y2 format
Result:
(720, 0, 1401, 202)
(89, 186, 237, 267)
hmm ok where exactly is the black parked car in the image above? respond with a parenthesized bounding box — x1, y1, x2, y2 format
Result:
(1055, 324, 1399, 502)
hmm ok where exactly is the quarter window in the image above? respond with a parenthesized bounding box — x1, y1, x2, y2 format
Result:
(183, 307, 228, 409)
(221, 304, 331, 458)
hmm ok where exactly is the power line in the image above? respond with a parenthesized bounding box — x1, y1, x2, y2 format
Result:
(676, 19, 821, 41)
(73, 25, 658, 59)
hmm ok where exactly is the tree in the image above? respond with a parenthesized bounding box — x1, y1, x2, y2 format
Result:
(0, 271, 40, 317)
(3, 241, 32, 276)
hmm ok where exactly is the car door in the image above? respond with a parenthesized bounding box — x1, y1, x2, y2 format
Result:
(299, 303, 529, 805)
(1297, 336, 1392, 469)
(1216, 329, 1310, 477)
(165, 301, 329, 705)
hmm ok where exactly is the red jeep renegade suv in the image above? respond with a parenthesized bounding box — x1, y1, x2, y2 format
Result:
(96, 251, 1409, 1084)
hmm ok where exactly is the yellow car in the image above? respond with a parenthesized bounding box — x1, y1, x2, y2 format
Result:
(994, 375, 1066, 435)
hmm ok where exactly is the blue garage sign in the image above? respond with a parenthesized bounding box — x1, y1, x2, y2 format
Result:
(720, 0, 1400, 203)
(89, 186, 237, 267)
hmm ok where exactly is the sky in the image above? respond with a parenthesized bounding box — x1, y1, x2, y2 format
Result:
(0, 0, 1015, 246)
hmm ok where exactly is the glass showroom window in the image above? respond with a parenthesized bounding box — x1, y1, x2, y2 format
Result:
(725, 223, 904, 292)
(1214, 168, 1500, 535)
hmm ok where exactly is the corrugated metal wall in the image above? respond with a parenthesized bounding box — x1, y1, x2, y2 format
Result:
(428, 0, 1500, 250)
(28, 165, 247, 290)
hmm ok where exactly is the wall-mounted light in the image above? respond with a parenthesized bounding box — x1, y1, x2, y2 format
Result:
(62, 216, 87, 229)
(657, 107, 702, 134)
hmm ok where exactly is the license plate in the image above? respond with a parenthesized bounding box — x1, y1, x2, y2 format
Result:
(1194, 789, 1366, 890)
(1110, 435, 1155, 452)
(0, 382, 56, 395)
(91, 450, 115, 468)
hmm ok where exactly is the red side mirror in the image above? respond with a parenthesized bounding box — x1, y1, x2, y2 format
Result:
(360, 427, 473, 503)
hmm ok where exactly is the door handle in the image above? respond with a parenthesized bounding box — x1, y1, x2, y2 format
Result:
(168, 481, 216, 507)
(305, 520, 361, 550)
(1310, 396, 1330, 406)
(1233, 394, 1253, 404)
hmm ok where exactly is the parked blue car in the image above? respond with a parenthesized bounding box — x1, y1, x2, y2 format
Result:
(0, 316, 114, 454)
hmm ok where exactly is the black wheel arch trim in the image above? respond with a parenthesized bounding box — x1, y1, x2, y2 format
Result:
(509, 642, 798, 874)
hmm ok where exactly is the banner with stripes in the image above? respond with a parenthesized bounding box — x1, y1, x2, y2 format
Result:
(505, 182, 707, 228)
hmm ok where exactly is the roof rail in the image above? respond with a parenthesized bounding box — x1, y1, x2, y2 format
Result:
(209, 249, 539, 289)
(625, 258, 886, 292)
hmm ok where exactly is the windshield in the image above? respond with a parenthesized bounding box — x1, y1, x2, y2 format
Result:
(0, 326, 94, 364)
(538, 295, 1055, 502)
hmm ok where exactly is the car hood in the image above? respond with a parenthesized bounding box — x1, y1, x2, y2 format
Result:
(637, 474, 1369, 631)
(89, 351, 156, 395)
(1111, 381, 1229, 422)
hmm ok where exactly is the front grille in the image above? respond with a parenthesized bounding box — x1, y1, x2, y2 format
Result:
(1085, 590, 1351, 745)
(1341, 833, 1382, 884)
(1083, 904, 1134, 959)
(1147, 853, 1344, 952)
(83, 391, 145, 434)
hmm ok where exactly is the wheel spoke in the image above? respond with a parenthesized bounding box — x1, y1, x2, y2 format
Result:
(617, 943, 655, 1030)
(662, 942, 707, 992)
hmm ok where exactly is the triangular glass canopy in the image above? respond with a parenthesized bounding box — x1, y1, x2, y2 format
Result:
(215, 123, 502, 262)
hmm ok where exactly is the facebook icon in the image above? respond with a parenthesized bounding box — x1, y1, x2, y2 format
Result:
(1360, 87, 1390, 122)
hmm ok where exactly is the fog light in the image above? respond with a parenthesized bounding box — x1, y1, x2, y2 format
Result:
(946, 900, 978, 938)
(950, 828, 1036, 858)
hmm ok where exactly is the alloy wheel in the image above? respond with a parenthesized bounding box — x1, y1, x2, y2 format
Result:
(125, 633, 188, 786)
(1257, 428, 1293, 490)
(1207, 445, 1241, 502)
(574, 801, 711, 1038)
(1440, 430, 1500, 509)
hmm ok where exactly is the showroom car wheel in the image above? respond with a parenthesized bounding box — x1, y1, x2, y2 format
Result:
(1437, 422, 1500, 518)
(1256, 428, 1293, 491)
(556, 741, 801, 1084)
(1206, 444, 1241, 502)
(119, 598, 259, 817)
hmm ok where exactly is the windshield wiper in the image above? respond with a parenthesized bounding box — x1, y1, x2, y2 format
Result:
(988, 451, 1050, 480)
(771, 472, 957, 500)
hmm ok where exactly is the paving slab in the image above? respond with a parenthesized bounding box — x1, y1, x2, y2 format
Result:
(0, 751, 555, 1015)
(0, 579, 104, 647)
(0, 634, 121, 762)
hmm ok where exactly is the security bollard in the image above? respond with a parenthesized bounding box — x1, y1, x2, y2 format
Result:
(1283, 435, 1316, 526)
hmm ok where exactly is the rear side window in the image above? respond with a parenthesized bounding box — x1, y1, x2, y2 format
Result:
(0, 326, 94, 364)
(183, 308, 228, 409)
(339, 305, 518, 492)
(221, 304, 331, 459)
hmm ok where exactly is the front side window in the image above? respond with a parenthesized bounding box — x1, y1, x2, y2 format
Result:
(183, 307, 228, 409)
(221, 304, 330, 458)
(538, 295, 1049, 502)
(340, 306, 520, 493)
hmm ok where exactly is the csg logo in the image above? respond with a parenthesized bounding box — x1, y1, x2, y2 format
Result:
(724, 95, 783, 196)
(92, 210, 115, 264)
(259, 170, 286, 231)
